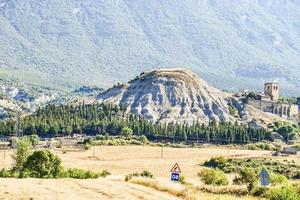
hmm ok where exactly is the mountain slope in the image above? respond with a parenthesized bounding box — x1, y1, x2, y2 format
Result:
(97, 68, 235, 124)
(0, 0, 299, 94)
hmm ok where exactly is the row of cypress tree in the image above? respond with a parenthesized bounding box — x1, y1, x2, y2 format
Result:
(0, 103, 270, 144)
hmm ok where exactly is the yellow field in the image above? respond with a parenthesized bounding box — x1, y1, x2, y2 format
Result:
(0, 145, 297, 199)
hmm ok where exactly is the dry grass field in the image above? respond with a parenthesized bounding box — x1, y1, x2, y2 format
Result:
(55, 146, 272, 181)
(0, 145, 298, 199)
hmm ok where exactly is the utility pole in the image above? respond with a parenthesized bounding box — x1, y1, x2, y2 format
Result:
(93, 144, 96, 157)
(161, 146, 163, 158)
(15, 116, 23, 138)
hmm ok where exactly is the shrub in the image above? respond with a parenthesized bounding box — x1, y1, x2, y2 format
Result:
(95, 135, 106, 141)
(121, 127, 133, 139)
(198, 185, 248, 196)
(140, 170, 154, 178)
(203, 157, 300, 179)
(22, 149, 63, 178)
(28, 134, 40, 146)
(270, 173, 288, 185)
(0, 169, 19, 178)
(251, 186, 268, 197)
(125, 171, 155, 182)
(233, 167, 257, 191)
(83, 138, 93, 145)
(138, 135, 148, 144)
(62, 168, 110, 179)
(247, 144, 258, 150)
(198, 168, 228, 186)
(267, 185, 300, 200)
(179, 175, 187, 185)
(203, 157, 227, 170)
(84, 144, 91, 150)
(125, 172, 140, 182)
(293, 182, 300, 194)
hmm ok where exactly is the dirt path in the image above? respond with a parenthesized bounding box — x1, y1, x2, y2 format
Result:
(0, 177, 180, 200)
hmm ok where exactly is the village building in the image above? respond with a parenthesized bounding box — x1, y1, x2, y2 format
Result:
(247, 82, 299, 119)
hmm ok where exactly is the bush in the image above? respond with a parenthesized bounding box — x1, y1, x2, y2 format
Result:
(293, 182, 300, 194)
(138, 135, 148, 144)
(62, 168, 110, 179)
(125, 171, 155, 182)
(95, 135, 107, 141)
(1, 147, 109, 180)
(203, 157, 300, 179)
(0, 169, 19, 178)
(233, 167, 257, 191)
(84, 144, 91, 150)
(198, 185, 248, 196)
(140, 170, 154, 178)
(270, 173, 288, 185)
(247, 144, 258, 150)
(267, 185, 300, 200)
(251, 186, 268, 197)
(121, 127, 133, 139)
(179, 175, 187, 185)
(83, 138, 93, 145)
(199, 168, 228, 186)
(203, 157, 227, 170)
(28, 134, 40, 146)
(22, 149, 63, 178)
(125, 172, 140, 182)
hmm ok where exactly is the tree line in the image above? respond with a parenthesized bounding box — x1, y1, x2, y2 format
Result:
(0, 103, 271, 144)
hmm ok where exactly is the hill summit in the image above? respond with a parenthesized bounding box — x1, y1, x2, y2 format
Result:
(97, 68, 235, 124)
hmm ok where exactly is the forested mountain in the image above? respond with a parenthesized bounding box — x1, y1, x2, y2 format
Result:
(0, 0, 299, 94)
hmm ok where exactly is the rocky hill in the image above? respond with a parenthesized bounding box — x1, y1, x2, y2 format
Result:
(97, 68, 287, 125)
(0, 0, 299, 94)
(0, 80, 101, 120)
(97, 68, 235, 124)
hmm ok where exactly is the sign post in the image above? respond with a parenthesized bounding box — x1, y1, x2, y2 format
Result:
(170, 163, 181, 182)
(259, 168, 270, 187)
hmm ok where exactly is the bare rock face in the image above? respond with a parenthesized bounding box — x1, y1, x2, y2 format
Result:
(97, 68, 235, 124)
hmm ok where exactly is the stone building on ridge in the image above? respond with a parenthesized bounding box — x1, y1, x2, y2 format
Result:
(247, 82, 298, 119)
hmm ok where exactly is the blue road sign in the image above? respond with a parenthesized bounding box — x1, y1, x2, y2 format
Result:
(171, 172, 180, 182)
(259, 168, 270, 186)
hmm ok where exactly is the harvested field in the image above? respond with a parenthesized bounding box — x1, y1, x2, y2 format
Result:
(0, 177, 180, 200)
(0, 145, 295, 199)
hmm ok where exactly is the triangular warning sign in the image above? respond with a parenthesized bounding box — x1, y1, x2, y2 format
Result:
(170, 163, 181, 173)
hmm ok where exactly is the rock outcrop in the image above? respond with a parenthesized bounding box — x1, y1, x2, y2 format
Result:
(97, 68, 235, 124)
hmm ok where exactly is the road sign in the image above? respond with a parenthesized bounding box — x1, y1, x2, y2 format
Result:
(259, 168, 270, 186)
(170, 163, 181, 173)
(170, 163, 181, 182)
(171, 172, 180, 182)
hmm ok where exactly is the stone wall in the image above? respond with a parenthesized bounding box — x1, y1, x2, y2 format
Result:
(248, 99, 299, 119)
(248, 99, 274, 112)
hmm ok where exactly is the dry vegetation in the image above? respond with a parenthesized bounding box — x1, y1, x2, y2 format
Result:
(0, 145, 299, 199)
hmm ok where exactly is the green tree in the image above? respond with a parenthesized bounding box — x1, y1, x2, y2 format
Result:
(22, 149, 63, 178)
(28, 134, 40, 147)
(121, 127, 133, 139)
(12, 137, 32, 172)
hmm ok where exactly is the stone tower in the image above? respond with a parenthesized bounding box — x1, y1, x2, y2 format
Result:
(264, 82, 279, 101)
